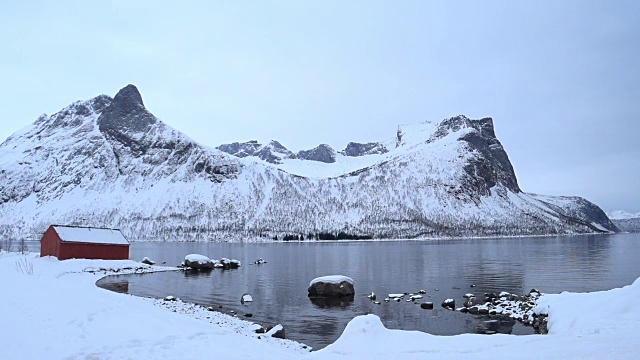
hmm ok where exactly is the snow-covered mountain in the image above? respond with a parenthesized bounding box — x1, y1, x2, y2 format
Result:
(0, 85, 618, 241)
(607, 210, 640, 233)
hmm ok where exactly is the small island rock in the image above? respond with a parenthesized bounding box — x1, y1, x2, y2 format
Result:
(308, 275, 355, 297)
(184, 254, 214, 270)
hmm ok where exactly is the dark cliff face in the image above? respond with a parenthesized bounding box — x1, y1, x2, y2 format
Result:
(217, 141, 262, 158)
(297, 144, 336, 163)
(430, 116, 521, 195)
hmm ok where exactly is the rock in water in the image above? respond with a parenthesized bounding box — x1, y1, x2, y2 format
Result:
(308, 275, 355, 297)
(220, 258, 241, 269)
(241, 293, 253, 304)
(442, 298, 456, 309)
(141, 257, 155, 265)
(420, 302, 434, 309)
(266, 324, 285, 339)
(184, 254, 214, 270)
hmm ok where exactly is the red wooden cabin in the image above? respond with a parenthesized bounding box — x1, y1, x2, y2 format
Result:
(40, 225, 130, 260)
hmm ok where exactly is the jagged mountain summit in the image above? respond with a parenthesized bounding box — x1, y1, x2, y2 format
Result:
(0, 85, 618, 241)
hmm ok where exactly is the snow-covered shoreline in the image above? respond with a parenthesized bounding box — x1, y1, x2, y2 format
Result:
(1, 252, 639, 359)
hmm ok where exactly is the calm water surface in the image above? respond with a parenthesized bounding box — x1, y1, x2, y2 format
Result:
(96, 234, 640, 349)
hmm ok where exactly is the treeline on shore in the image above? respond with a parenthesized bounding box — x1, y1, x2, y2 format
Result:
(275, 232, 373, 241)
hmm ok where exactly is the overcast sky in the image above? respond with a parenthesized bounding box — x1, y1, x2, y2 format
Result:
(1, 0, 638, 212)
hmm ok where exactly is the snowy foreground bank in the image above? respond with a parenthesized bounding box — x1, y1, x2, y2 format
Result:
(1, 253, 639, 359)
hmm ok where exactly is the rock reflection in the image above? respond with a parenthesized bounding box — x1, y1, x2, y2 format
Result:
(308, 296, 354, 308)
(98, 278, 129, 293)
(473, 316, 516, 334)
(183, 268, 213, 277)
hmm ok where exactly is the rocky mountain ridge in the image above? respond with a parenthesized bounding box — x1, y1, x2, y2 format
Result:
(0, 85, 618, 241)
(216, 140, 389, 164)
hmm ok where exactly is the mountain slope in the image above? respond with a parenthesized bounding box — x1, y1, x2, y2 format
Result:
(607, 210, 640, 233)
(0, 85, 618, 241)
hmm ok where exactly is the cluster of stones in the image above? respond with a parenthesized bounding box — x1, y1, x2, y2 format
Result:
(454, 289, 548, 333)
(367, 290, 433, 308)
(181, 254, 242, 270)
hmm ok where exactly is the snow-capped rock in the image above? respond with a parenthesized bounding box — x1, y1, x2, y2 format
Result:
(0, 85, 619, 241)
(308, 275, 355, 297)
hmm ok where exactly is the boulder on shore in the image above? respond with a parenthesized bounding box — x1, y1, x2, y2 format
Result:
(308, 275, 355, 297)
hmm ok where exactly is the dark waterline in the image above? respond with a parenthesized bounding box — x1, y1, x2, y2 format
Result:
(94, 234, 640, 349)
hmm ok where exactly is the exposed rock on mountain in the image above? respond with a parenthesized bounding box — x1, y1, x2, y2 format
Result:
(296, 144, 337, 163)
(217, 140, 294, 164)
(340, 142, 388, 157)
(0, 85, 619, 241)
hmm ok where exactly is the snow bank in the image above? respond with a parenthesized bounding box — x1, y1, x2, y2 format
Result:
(0, 253, 306, 359)
(535, 277, 640, 336)
(2, 252, 639, 359)
(313, 281, 640, 359)
(309, 275, 354, 287)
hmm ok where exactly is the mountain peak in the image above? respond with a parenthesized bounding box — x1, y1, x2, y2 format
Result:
(297, 144, 336, 163)
(112, 84, 144, 111)
(98, 84, 156, 134)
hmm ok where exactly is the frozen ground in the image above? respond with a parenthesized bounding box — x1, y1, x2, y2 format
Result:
(1, 252, 638, 359)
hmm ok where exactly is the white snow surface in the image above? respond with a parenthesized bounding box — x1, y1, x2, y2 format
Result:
(184, 253, 212, 264)
(309, 275, 354, 287)
(1, 252, 639, 359)
(53, 225, 129, 245)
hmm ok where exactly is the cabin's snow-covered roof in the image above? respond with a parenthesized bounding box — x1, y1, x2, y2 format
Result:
(52, 226, 129, 245)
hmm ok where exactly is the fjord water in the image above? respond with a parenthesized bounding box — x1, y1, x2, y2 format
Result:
(97, 234, 640, 349)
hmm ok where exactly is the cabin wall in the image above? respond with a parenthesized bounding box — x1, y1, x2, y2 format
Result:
(58, 243, 129, 260)
(40, 227, 60, 258)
